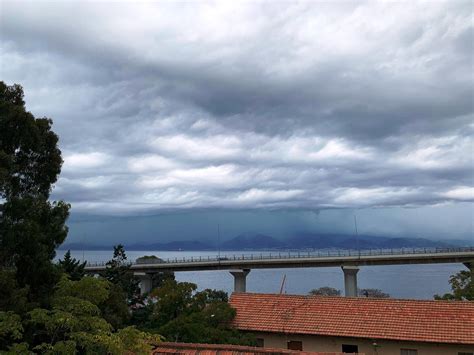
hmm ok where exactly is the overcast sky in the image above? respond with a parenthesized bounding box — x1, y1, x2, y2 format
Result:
(1, 1, 473, 243)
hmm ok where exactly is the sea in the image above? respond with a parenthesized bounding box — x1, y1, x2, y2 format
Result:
(56, 249, 463, 300)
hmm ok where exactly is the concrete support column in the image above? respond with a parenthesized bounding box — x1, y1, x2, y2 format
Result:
(135, 273, 153, 295)
(342, 266, 359, 297)
(230, 269, 250, 293)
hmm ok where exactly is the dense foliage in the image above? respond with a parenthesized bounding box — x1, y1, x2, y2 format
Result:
(0, 82, 62, 199)
(133, 279, 255, 345)
(309, 287, 341, 296)
(0, 82, 70, 306)
(4, 276, 160, 354)
(58, 250, 86, 281)
(434, 267, 473, 301)
(309, 287, 390, 298)
(101, 244, 141, 306)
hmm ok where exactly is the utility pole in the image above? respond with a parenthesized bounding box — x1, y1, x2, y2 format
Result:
(279, 274, 287, 294)
(354, 213, 360, 258)
(217, 224, 221, 259)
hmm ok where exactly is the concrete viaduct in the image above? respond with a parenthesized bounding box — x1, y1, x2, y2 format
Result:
(84, 247, 474, 297)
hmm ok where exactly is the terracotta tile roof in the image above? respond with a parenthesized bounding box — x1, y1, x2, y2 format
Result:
(152, 342, 356, 355)
(229, 293, 474, 345)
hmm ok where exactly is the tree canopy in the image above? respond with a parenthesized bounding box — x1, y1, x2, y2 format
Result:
(144, 279, 254, 345)
(0, 82, 62, 200)
(0, 81, 70, 306)
(435, 267, 473, 301)
(309, 287, 341, 296)
(101, 244, 141, 306)
(2, 276, 160, 354)
(359, 288, 390, 298)
(58, 250, 86, 281)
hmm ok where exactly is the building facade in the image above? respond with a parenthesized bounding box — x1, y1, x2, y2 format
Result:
(229, 293, 474, 355)
(254, 332, 473, 355)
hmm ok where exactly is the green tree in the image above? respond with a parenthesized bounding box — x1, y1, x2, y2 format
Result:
(136, 255, 175, 290)
(102, 245, 141, 306)
(0, 82, 62, 199)
(151, 279, 197, 327)
(107, 244, 128, 268)
(146, 279, 255, 345)
(99, 245, 142, 329)
(151, 271, 175, 291)
(58, 250, 86, 281)
(359, 288, 390, 298)
(435, 268, 473, 301)
(99, 282, 131, 330)
(0, 269, 29, 314)
(0, 311, 23, 350)
(309, 287, 341, 296)
(0, 81, 70, 306)
(158, 302, 253, 345)
(17, 276, 160, 354)
(1, 196, 69, 306)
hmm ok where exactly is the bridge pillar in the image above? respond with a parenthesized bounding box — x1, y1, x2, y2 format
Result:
(463, 262, 473, 272)
(135, 273, 153, 295)
(230, 269, 250, 293)
(342, 266, 359, 297)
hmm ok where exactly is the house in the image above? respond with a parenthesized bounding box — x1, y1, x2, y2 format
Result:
(229, 293, 474, 355)
(152, 341, 363, 355)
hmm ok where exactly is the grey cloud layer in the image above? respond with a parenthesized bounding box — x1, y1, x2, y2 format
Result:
(1, 0, 473, 214)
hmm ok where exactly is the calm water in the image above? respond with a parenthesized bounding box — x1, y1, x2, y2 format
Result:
(56, 249, 462, 300)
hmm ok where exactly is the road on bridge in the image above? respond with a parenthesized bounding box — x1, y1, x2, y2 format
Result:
(85, 247, 474, 273)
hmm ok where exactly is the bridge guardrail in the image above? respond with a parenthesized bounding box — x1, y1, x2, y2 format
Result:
(85, 246, 474, 267)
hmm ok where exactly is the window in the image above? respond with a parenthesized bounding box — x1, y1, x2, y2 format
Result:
(342, 344, 359, 353)
(400, 350, 418, 355)
(287, 341, 303, 351)
(256, 338, 264, 348)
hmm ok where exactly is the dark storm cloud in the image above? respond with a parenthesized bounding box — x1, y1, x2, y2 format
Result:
(0, 0, 473, 219)
(3, 2, 472, 140)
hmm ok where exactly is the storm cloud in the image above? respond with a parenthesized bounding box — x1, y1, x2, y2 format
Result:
(1, 1, 473, 222)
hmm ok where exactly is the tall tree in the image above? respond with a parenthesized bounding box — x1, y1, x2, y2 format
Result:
(148, 279, 254, 345)
(58, 250, 86, 281)
(151, 279, 197, 327)
(435, 268, 473, 301)
(0, 269, 29, 314)
(102, 245, 141, 306)
(0, 81, 70, 306)
(0, 82, 62, 199)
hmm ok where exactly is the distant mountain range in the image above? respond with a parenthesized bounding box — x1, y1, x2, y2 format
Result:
(221, 233, 285, 250)
(59, 232, 472, 251)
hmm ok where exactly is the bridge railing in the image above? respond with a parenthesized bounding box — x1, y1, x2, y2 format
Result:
(85, 246, 474, 267)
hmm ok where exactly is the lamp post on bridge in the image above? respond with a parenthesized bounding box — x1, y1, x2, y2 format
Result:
(354, 213, 360, 259)
(217, 224, 221, 260)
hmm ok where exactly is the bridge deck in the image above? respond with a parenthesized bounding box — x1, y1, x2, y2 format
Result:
(84, 247, 474, 273)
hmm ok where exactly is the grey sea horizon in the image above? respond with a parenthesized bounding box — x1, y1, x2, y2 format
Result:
(56, 249, 462, 300)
